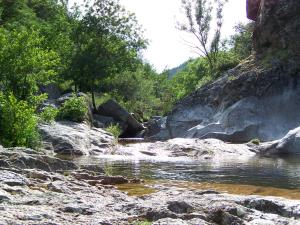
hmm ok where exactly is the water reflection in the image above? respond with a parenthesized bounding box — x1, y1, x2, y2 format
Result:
(75, 155, 300, 189)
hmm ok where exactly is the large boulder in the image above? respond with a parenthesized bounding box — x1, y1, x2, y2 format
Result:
(258, 127, 300, 155)
(97, 99, 144, 137)
(92, 114, 115, 128)
(39, 121, 114, 155)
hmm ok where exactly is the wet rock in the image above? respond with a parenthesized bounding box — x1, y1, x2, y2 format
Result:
(0, 170, 29, 186)
(39, 121, 114, 155)
(195, 190, 220, 195)
(73, 173, 130, 185)
(80, 164, 104, 174)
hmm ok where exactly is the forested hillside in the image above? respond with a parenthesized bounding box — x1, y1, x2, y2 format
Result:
(0, 0, 252, 148)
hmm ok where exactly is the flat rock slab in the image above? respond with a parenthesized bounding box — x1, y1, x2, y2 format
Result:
(0, 170, 29, 186)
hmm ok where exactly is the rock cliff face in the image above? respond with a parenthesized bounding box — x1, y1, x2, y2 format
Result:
(253, 0, 300, 57)
(150, 0, 300, 144)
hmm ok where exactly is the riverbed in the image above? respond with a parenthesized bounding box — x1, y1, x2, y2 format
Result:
(75, 154, 300, 199)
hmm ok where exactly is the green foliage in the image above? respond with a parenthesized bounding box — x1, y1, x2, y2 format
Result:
(0, 93, 40, 149)
(39, 106, 59, 123)
(165, 51, 239, 104)
(227, 22, 254, 60)
(92, 93, 114, 107)
(68, 0, 147, 109)
(105, 124, 122, 139)
(0, 27, 59, 101)
(58, 96, 88, 122)
(251, 138, 261, 145)
(213, 51, 240, 77)
(63, 171, 70, 177)
(101, 63, 161, 119)
(133, 220, 152, 225)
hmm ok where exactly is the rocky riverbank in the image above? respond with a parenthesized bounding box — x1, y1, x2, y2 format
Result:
(146, 0, 300, 145)
(0, 145, 299, 224)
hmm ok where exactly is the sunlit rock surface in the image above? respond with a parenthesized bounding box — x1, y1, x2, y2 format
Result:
(257, 126, 300, 155)
(39, 121, 114, 155)
(110, 138, 256, 161)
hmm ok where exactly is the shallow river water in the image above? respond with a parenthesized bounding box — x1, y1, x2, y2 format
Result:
(75, 154, 300, 199)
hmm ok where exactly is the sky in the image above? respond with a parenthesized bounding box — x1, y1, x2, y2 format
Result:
(69, 0, 250, 72)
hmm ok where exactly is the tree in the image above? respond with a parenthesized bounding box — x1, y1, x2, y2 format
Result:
(69, 0, 147, 110)
(0, 28, 59, 101)
(178, 0, 227, 76)
(228, 22, 254, 60)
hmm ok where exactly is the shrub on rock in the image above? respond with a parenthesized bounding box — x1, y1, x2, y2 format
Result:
(58, 95, 88, 122)
(0, 93, 40, 149)
(40, 106, 59, 123)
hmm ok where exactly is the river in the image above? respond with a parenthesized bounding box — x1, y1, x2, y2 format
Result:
(75, 154, 300, 199)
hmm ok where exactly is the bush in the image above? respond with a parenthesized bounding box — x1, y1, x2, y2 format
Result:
(58, 95, 88, 122)
(0, 93, 40, 148)
(105, 123, 122, 138)
(39, 106, 59, 123)
(250, 138, 260, 145)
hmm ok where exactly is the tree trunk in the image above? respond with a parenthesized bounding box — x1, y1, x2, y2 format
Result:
(91, 89, 96, 111)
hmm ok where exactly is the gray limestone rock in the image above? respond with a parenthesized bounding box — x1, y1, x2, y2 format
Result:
(39, 121, 114, 155)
